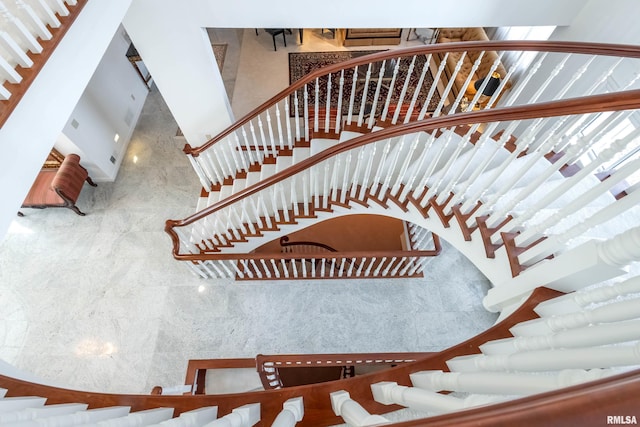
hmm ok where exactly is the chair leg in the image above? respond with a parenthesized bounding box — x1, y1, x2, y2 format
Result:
(272, 34, 277, 51)
(255, 29, 259, 36)
(86, 176, 98, 187)
(282, 32, 286, 48)
(69, 205, 86, 216)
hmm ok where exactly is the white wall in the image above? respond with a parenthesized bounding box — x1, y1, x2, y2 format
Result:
(122, 0, 590, 148)
(0, 0, 133, 242)
(59, 25, 149, 182)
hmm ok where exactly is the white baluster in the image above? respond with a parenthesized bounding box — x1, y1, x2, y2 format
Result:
(380, 56, 401, 122)
(358, 144, 377, 200)
(329, 258, 336, 277)
(45, 0, 69, 16)
(346, 257, 356, 276)
(303, 85, 309, 141)
(378, 137, 404, 199)
(271, 397, 303, 427)
(330, 390, 390, 426)
(371, 381, 505, 415)
(257, 116, 269, 152)
(314, 77, 320, 132)
(260, 259, 271, 278)
(403, 54, 431, 123)
(335, 70, 344, 134)
(14, 0, 51, 40)
(391, 133, 420, 195)
(357, 63, 373, 127)
(447, 342, 640, 373)
(338, 258, 346, 277)
(30, 0, 60, 28)
(293, 90, 301, 142)
(347, 65, 358, 125)
(325, 72, 332, 133)
(373, 257, 387, 276)
(240, 127, 255, 164)
(483, 319, 640, 355)
(349, 147, 365, 198)
(391, 56, 416, 124)
(355, 257, 365, 276)
(449, 51, 486, 114)
(363, 257, 377, 276)
(0, 1, 42, 53)
(535, 276, 640, 317)
(203, 403, 260, 427)
(399, 257, 416, 275)
(382, 257, 397, 276)
(417, 52, 449, 120)
(371, 139, 392, 198)
(367, 59, 387, 129)
(283, 100, 293, 149)
(410, 369, 616, 396)
(281, 259, 289, 278)
(265, 110, 277, 154)
(340, 151, 352, 204)
(322, 162, 330, 209)
(432, 52, 467, 117)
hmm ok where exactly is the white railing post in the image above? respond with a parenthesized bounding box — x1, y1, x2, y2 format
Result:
(271, 397, 303, 427)
(371, 381, 505, 415)
(410, 369, 616, 396)
(535, 276, 640, 317)
(330, 390, 390, 426)
(446, 343, 640, 373)
(204, 403, 260, 427)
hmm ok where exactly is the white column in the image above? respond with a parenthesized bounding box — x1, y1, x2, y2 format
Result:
(410, 369, 616, 396)
(330, 390, 390, 427)
(203, 403, 260, 427)
(271, 397, 303, 427)
(446, 342, 640, 373)
(371, 381, 498, 415)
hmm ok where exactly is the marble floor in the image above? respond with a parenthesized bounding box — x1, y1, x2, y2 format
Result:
(0, 29, 497, 395)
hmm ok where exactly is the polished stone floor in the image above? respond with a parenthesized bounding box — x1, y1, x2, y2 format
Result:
(0, 29, 497, 395)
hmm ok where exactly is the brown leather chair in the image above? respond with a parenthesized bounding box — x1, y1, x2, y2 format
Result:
(21, 154, 97, 216)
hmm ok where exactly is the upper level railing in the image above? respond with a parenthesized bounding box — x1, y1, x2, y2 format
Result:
(0, 0, 87, 127)
(167, 89, 640, 285)
(182, 41, 640, 192)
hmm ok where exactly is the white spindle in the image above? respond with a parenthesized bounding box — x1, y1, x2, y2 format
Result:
(411, 369, 616, 396)
(371, 381, 504, 415)
(346, 258, 356, 276)
(325, 72, 332, 133)
(204, 403, 260, 427)
(330, 390, 390, 427)
(350, 147, 365, 198)
(283, 100, 293, 149)
(378, 137, 404, 199)
(329, 258, 336, 277)
(391, 55, 416, 124)
(271, 397, 303, 427)
(390, 257, 405, 276)
(432, 52, 467, 117)
(358, 144, 377, 200)
(335, 70, 345, 134)
(355, 257, 365, 276)
(281, 259, 289, 278)
(31, 0, 60, 28)
(265, 110, 277, 154)
(46, 0, 69, 16)
(14, 0, 51, 40)
(483, 319, 640, 355)
(391, 133, 420, 195)
(418, 52, 449, 120)
(294, 90, 301, 142)
(382, 257, 397, 275)
(399, 257, 416, 275)
(302, 172, 309, 216)
(357, 63, 373, 127)
(240, 127, 255, 164)
(314, 77, 320, 132)
(371, 140, 392, 198)
(0, 2, 42, 53)
(340, 151, 352, 204)
(367, 59, 387, 129)
(380, 56, 402, 122)
(364, 257, 377, 276)
(535, 276, 640, 317)
(347, 65, 358, 125)
(260, 259, 271, 278)
(447, 342, 640, 373)
(338, 258, 346, 277)
(373, 257, 387, 276)
(303, 85, 309, 141)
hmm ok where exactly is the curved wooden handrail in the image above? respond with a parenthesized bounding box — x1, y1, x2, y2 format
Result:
(0, 287, 567, 427)
(184, 40, 640, 156)
(166, 88, 640, 259)
(184, 249, 440, 263)
(279, 235, 339, 253)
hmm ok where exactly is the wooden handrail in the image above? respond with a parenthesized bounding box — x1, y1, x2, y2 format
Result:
(0, 0, 88, 128)
(166, 88, 640, 259)
(184, 40, 640, 156)
(0, 287, 564, 427)
(182, 249, 440, 263)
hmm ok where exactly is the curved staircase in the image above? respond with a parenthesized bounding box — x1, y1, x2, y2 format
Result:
(2, 40, 640, 426)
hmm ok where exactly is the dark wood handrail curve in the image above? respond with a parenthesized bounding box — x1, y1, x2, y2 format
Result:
(0, 287, 573, 427)
(279, 235, 339, 253)
(184, 40, 640, 156)
(0, 0, 89, 129)
(166, 88, 640, 260)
